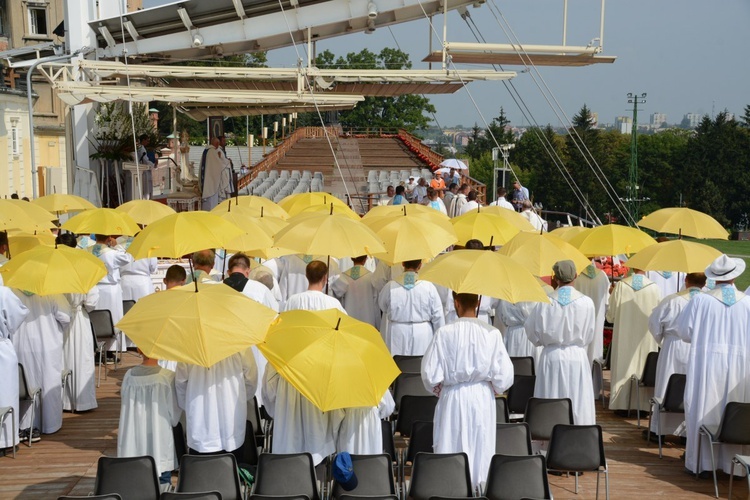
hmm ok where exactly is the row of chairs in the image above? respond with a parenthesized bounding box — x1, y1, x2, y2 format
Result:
(367, 169, 432, 184)
(0, 363, 43, 457)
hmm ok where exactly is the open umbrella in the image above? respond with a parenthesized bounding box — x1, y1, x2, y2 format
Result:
(497, 232, 591, 276)
(127, 211, 244, 260)
(440, 158, 468, 170)
(567, 224, 657, 257)
(8, 231, 56, 256)
(259, 308, 400, 411)
(624, 239, 722, 273)
(116, 281, 277, 367)
(32, 194, 96, 215)
(451, 211, 521, 246)
(364, 213, 457, 264)
(418, 250, 549, 303)
(638, 207, 728, 240)
(363, 204, 453, 233)
(116, 199, 176, 226)
(216, 195, 289, 219)
(278, 192, 351, 217)
(476, 206, 536, 232)
(0, 200, 56, 233)
(0, 244, 106, 295)
(549, 225, 590, 242)
(295, 203, 361, 220)
(61, 208, 140, 236)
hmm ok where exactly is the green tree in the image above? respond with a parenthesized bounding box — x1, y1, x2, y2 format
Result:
(463, 108, 514, 161)
(741, 104, 750, 128)
(463, 124, 484, 160)
(515, 125, 573, 212)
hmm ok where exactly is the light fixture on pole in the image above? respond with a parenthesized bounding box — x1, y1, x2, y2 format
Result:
(282, 117, 287, 139)
(263, 127, 268, 155)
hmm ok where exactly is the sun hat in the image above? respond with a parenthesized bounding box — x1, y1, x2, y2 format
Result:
(704, 254, 746, 282)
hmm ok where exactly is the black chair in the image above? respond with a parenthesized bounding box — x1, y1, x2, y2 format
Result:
(161, 493, 222, 500)
(506, 375, 536, 420)
(393, 355, 423, 374)
(240, 419, 260, 480)
(94, 456, 160, 500)
(393, 373, 433, 410)
(510, 357, 535, 377)
(429, 497, 488, 500)
(728, 454, 750, 500)
(338, 496, 398, 500)
(122, 300, 136, 316)
(173, 422, 187, 467)
(546, 425, 609, 499)
(395, 396, 437, 438)
(59, 495, 123, 500)
(524, 398, 574, 444)
(332, 454, 396, 499)
(697, 402, 750, 498)
(407, 453, 473, 500)
(628, 351, 659, 427)
(382, 419, 397, 465)
(90, 309, 120, 387)
(176, 453, 243, 500)
(253, 453, 320, 500)
(18, 363, 41, 447)
(648, 373, 687, 458)
(495, 423, 533, 456)
(251, 496, 310, 500)
(400, 421, 434, 494)
(495, 397, 509, 424)
(484, 454, 551, 500)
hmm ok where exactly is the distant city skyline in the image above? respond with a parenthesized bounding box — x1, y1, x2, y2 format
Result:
(143, 0, 750, 129)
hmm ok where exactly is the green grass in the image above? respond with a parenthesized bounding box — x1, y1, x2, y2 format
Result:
(696, 239, 750, 290)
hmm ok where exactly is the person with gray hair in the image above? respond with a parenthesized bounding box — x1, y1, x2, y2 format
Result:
(525, 260, 597, 425)
(187, 249, 221, 284)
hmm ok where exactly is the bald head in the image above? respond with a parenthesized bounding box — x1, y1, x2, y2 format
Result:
(192, 249, 216, 273)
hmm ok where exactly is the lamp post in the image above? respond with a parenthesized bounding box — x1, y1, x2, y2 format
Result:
(262, 127, 268, 156)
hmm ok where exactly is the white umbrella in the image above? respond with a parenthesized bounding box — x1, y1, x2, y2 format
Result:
(440, 158, 469, 170)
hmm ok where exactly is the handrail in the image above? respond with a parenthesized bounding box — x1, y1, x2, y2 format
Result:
(396, 129, 444, 171)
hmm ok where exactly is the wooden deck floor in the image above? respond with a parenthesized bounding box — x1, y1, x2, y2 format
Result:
(0, 355, 746, 499)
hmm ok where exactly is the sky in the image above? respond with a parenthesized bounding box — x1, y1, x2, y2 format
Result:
(143, 0, 750, 128)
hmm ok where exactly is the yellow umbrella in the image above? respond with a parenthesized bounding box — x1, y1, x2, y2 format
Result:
(259, 309, 400, 411)
(549, 225, 590, 242)
(451, 211, 521, 246)
(127, 211, 244, 259)
(625, 239, 722, 273)
(273, 212, 386, 258)
(8, 231, 56, 256)
(418, 249, 549, 303)
(497, 232, 591, 276)
(364, 214, 457, 264)
(477, 206, 536, 231)
(278, 192, 350, 217)
(362, 204, 454, 233)
(639, 207, 728, 240)
(32, 194, 96, 214)
(0, 200, 56, 232)
(296, 203, 361, 220)
(0, 244, 106, 295)
(116, 281, 277, 367)
(216, 195, 289, 219)
(61, 208, 140, 236)
(253, 215, 289, 236)
(567, 224, 656, 257)
(116, 200, 177, 226)
(213, 208, 274, 249)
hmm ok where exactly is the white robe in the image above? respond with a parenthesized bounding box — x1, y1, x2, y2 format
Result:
(489, 198, 515, 210)
(439, 285, 498, 326)
(677, 285, 750, 474)
(118, 365, 182, 474)
(494, 300, 540, 361)
(0, 286, 29, 448)
(525, 287, 596, 426)
(606, 274, 661, 410)
(263, 364, 344, 465)
(422, 318, 514, 487)
(647, 271, 685, 299)
(121, 258, 158, 301)
(11, 292, 71, 433)
(378, 274, 445, 356)
(521, 209, 547, 232)
(175, 349, 257, 453)
(574, 265, 610, 364)
(330, 266, 380, 328)
(284, 290, 345, 313)
(239, 278, 279, 407)
(87, 244, 133, 352)
(63, 289, 99, 412)
(459, 200, 479, 216)
(449, 193, 467, 218)
(278, 255, 338, 303)
(336, 391, 395, 455)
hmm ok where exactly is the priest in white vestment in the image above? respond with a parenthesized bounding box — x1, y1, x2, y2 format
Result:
(677, 255, 750, 475)
(331, 255, 379, 328)
(574, 262, 610, 365)
(606, 270, 661, 411)
(647, 270, 685, 299)
(336, 391, 395, 455)
(422, 292, 514, 487)
(186, 249, 223, 284)
(0, 286, 29, 449)
(121, 257, 158, 301)
(284, 261, 345, 313)
(11, 291, 71, 434)
(175, 348, 257, 458)
(86, 234, 134, 353)
(378, 259, 445, 356)
(648, 272, 706, 437)
(525, 260, 596, 426)
(201, 137, 232, 211)
(118, 351, 181, 484)
(494, 300, 539, 361)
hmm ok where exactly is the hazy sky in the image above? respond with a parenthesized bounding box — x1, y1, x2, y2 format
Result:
(143, 0, 750, 128)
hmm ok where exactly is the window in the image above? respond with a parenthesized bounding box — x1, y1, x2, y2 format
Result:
(28, 5, 48, 36)
(11, 126, 19, 156)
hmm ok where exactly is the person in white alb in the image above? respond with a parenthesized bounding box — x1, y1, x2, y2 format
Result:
(573, 261, 610, 365)
(422, 291, 514, 487)
(489, 187, 515, 211)
(525, 260, 596, 426)
(284, 261, 345, 313)
(677, 255, 750, 476)
(0, 285, 29, 450)
(120, 235, 158, 302)
(331, 255, 379, 328)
